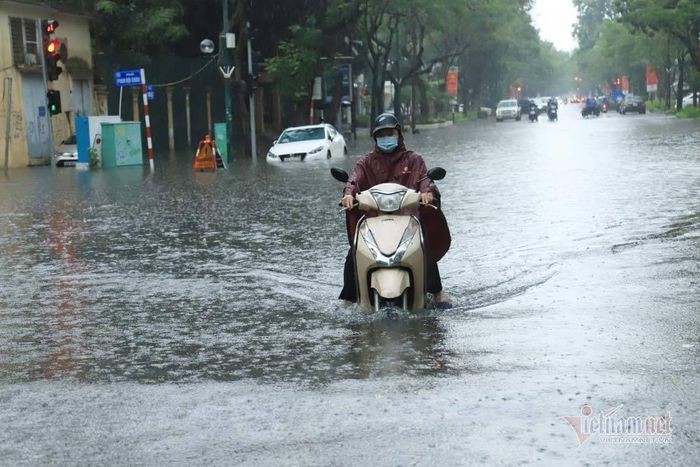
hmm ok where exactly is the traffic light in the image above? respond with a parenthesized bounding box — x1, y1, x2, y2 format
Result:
(47, 90, 62, 115)
(42, 19, 58, 35)
(46, 55, 62, 81)
(41, 19, 64, 81)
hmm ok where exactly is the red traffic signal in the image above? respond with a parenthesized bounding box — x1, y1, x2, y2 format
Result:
(43, 19, 59, 34)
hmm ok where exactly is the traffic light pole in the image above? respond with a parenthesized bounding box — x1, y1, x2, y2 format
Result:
(221, 0, 234, 161)
(37, 19, 56, 170)
(246, 22, 257, 160)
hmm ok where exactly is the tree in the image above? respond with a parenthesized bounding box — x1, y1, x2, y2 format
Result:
(573, 0, 615, 50)
(614, 0, 700, 75)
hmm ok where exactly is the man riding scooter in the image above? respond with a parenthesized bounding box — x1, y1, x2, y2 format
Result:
(339, 113, 452, 309)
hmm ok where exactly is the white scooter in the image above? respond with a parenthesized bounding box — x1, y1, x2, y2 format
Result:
(332, 167, 447, 313)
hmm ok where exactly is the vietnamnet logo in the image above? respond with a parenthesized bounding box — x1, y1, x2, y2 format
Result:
(564, 404, 672, 445)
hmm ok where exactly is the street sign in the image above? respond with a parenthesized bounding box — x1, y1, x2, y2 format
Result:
(147, 85, 155, 100)
(114, 69, 142, 87)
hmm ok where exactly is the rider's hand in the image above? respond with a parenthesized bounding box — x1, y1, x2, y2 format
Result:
(341, 195, 355, 210)
(420, 192, 434, 205)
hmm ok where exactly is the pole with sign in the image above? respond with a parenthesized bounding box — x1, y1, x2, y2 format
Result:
(114, 68, 154, 170)
(139, 68, 155, 170)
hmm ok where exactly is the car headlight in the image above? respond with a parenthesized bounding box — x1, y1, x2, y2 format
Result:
(267, 151, 277, 158)
(308, 145, 324, 154)
(371, 190, 406, 212)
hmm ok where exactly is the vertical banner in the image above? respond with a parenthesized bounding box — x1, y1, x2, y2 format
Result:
(646, 64, 658, 93)
(446, 68, 458, 97)
(621, 76, 630, 93)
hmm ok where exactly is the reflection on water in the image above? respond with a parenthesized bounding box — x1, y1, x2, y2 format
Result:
(0, 110, 698, 384)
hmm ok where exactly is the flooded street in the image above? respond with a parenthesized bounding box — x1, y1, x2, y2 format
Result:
(1, 107, 699, 464)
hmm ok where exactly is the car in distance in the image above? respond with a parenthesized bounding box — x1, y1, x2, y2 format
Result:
(682, 93, 697, 108)
(620, 96, 646, 114)
(495, 99, 521, 122)
(266, 124, 347, 162)
(55, 135, 78, 166)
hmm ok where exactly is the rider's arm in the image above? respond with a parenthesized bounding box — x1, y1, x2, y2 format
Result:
(344, 160, 367, 197)
(414, 155, 432, 193)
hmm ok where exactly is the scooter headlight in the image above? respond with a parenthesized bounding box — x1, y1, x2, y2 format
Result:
(371, 190, 406, 213)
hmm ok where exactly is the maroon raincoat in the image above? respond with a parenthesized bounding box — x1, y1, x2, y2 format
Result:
(343, 139, 451, 262)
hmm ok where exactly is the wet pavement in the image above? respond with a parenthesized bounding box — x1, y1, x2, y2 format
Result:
(0, 106, 699, 464)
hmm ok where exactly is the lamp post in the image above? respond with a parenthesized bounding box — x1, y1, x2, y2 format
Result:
(220, 0, 233, 160)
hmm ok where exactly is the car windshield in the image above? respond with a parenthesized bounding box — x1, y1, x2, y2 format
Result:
(278, 128, 325, 144)
(499, 101, 516, 108)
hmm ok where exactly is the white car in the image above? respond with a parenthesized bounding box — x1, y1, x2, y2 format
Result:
(495, 99, 521, 122)
(682, 93, 697, 108)
(55, 135, 77, 166)
(266, 124, 347, 162)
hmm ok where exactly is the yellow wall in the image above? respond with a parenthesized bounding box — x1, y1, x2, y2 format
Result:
(0, 1, 93, 168)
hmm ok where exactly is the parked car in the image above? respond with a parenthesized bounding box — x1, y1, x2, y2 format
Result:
(55, 135, 77, 166)
(495, 99, 521, 122)
(620, 96, 646, 114)
(682, 93, 698, 108)
(266, 124, 347, 162)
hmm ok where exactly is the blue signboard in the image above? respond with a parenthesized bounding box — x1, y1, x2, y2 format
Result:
(114, 69, 142, 87)
(147, 85, 155, 101)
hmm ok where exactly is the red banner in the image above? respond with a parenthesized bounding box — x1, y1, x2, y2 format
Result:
(446, 70, 458, 97)
(646, 64, 658, 93)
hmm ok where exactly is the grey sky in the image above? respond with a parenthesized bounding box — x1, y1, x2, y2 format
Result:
(531, 0, 578, 52)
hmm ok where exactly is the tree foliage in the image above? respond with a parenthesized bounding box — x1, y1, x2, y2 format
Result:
(264, 24, 322, 101)
(613, 0, 700, 73)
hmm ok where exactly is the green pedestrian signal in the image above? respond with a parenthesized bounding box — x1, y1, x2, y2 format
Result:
(47, 90, 61, 115)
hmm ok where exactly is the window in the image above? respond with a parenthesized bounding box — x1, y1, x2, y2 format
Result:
(278, 128, 326, 143)
(9, 17, 39, 67)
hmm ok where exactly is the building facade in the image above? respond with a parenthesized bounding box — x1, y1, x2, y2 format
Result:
(0, 0, 93, 168)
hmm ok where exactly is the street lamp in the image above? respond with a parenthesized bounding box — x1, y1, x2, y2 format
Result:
(200, 39, 215, 55)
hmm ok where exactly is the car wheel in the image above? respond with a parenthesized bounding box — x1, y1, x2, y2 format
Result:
(622, 110, 626, 115)
(515, 116, 521, 121)
(326, 150, 332, 159)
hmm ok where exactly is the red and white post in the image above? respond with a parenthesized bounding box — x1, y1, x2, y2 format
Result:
(140, 68, 155, 171)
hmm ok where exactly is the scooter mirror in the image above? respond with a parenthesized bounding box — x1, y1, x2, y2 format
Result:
(427, 167, 446, 181)
(330, 168, 349, 183)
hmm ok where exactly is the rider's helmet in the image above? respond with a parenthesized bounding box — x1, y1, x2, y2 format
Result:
(372, 112, 401, 138)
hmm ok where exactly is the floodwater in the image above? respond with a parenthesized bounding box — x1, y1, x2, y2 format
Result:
(1, 106, 699, 464)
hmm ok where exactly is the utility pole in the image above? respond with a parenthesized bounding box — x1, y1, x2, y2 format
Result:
(246, 21, 257, 160)
(221, 0, 234, 160)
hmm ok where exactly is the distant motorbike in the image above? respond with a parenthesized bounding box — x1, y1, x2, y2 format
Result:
(528, 104, 538, 122)
(547, 103, 558, 121)
(581, 100, 600, 117)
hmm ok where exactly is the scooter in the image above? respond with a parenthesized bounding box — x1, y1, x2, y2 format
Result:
(331, 167, 448, 313)
(581, 106, 600, 117)
(529, 105, 538, 122)
(547, 104, 558, 121)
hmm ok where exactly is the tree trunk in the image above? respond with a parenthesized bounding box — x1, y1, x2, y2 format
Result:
(393, 80, 402, 121)
(676, 52, 685, 112)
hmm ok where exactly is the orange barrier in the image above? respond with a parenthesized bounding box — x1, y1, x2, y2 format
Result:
(193, 141, 217, 171)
